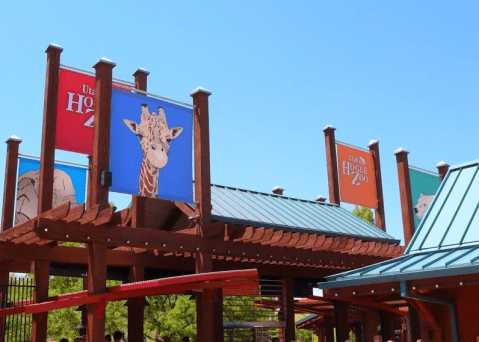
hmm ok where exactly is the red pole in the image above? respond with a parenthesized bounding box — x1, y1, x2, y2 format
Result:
(436, 161, 450, 182)
(128, 68, 149, 342)
(38, 44, 62, 214)
(394, 148, 415, 246)
(191, 87, 212, 226)
(1, 136, 21, 232)
(87, 57, 115, 342)
(368, 140, 386, 231)
(323, 125, 340, 205)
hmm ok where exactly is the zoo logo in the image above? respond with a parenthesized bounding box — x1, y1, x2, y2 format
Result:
(341, 154, 369, 186)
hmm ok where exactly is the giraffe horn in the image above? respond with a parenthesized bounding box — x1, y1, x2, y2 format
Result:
(141, 104, 150, 120)
(158, 107, 167, 122)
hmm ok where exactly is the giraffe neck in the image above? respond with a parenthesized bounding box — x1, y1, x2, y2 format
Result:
(138, 159, 159, 198)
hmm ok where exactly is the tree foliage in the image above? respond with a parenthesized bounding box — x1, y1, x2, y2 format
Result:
(352, 206, 374, 224)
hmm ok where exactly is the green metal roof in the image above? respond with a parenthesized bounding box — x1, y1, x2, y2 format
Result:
(295, 314, 318, 326)
(207, 184, 399, 244)
(318, 159, 479, 290)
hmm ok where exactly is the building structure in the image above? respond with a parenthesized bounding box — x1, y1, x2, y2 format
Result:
(0, 44, 404, 342)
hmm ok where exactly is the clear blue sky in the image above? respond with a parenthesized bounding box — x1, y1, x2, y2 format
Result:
(1, 1, 479, 243)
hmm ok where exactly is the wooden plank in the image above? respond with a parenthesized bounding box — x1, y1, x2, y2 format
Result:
(93, 206, 116, 226)
(261, 230, 283, 245)
(63, 203, 85, 223)
(252, 228, 274, 244)
(78, 204, 100, 225)
(270, 231, 292, 247)
(1, 137, 21, 232)
(233, 226, 254, 242)
(174, 201, 195, 217)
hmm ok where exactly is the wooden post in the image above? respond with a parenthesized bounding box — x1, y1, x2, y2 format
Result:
(32, 43, 62, 342)
(86, 155, 93, 208)
(316, 324, 325, 342)
(334, 301, 349, 342)
(195, 251, 217, 342)
(0, 271, 8, 342)
(86, 57, 115, 342)
(282, 277, 296, 342)
(394, 148, 415, 246)
(324, 315, 335, 342)
(368, 140, 386, 231)
(127, 68, 149, 342)
(190, 87, 212, 225)
(91, 57, 115, 211)
(1, 136, 21, 232)
(323, 125, 340, 205)
(38, 44, 62, 214)
(31, 260, 50, 342)
(436, 161, 450, 182)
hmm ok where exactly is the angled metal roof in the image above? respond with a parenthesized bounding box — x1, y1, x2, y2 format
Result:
(319, 244, 479, 289)
(208, 184, 399, 244)
(318, 159, 479, 289)
(407, 159, 479, 253)
(295, 314, 318, 326)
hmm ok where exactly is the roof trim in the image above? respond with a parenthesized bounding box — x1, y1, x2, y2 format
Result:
(212, 215, 400, 244)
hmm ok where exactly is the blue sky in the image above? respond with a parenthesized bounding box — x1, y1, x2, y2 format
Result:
(1, 1, 479, 243)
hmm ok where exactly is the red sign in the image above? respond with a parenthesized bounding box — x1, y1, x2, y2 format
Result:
(56, 68, 131, 155)
(56, 68, 96, 155)
(336, 143, 377, 208)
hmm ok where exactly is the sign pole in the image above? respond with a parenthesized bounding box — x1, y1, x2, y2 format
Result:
(323, 125, 340, 205)
(87, 57, 115, 342)
(32, 43, 62, 342)
(394, 148, 415, 246)
(368, 140, 386, 231)
(436, 161, 450, 182)
(128, 68, 150, 342)
(1, 136, 21, 232)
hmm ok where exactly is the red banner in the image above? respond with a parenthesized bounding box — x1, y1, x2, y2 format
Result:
(337, 143, 377, 208)
(56, 68, 130, 155)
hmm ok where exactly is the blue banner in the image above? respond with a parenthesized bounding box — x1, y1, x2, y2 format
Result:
(16, 157, 87, 225)
(110, 89, 193, 203)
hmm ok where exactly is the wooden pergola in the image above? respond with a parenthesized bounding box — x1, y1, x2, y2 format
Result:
(0, 44, 404, 342)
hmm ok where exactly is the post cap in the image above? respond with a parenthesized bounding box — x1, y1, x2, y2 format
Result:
(322, 125, 336, 132)
(436, 161, 449, 168)
(6, 135, 22, 143)
(93, 57, 116, 68)
(315, 195, 327, 202)
(133, 68, 150, 76)
(368, 139, 379, 147)
(190, 87, 212, 96)
(46, 43, 63, 53)
(393, 147, 409, 155)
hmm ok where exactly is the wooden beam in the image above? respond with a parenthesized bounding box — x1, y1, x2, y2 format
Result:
(395, 148, 415, 246)
(323, 126, 340, 205)
(369, 141, 386, 231)
(31, 260, 50, 342)
(1, 137, 21, 232)
(191, 88, 212, 226)
(174, 201, 195, 217)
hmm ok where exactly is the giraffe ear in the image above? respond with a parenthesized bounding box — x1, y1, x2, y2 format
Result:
(171, 127, 183, 139)
(123, 118, 138, 134)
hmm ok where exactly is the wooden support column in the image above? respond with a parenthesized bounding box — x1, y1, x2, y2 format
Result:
(86, 155, 93, 208)
(91, 57, 115, 211)
(195, 251, 222, 342)
(190, 87, 212, 226)
(316, 324, 325, 342)
(436, 161, 450, 182)
(324, 315, 335, 342)
(361, 310, 378, 342)
(323, 125, 340, 205)
(1, 136, 21, 232)
(408, 304, 421, 342)
(282, 277, 295, 342)
(334, 301, 349, 342)
(32, 43, 62, 342)
(0, 271, 8, 342)
(127, 68, 149, 342)
(394, 148, 415, 246)
(369, 140, 386, 231)
(128, 266, 145, 342)
(31, 260, 50, 342)
(86, 57, 115, 342)
(380, 310, 394, 342)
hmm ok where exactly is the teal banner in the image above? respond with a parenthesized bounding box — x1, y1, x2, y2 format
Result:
(409, 167, 441, 229)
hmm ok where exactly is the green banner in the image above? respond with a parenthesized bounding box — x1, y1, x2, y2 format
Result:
(409, 167, 441, 229)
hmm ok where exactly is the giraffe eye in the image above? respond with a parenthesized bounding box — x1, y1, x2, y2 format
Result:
(137, 134, 143, 141)
(166, 138, 172, 144)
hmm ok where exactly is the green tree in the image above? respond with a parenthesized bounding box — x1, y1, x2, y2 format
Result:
(353, 206, 374, 224)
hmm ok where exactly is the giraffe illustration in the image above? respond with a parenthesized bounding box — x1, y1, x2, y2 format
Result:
(123, 104, 183, 198)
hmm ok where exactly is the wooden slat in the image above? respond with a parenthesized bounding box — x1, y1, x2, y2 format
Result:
(233, 226, 254, 242)
(252, 228, 274, 244)
(312, 237, 333, 251)
(63, 203, 86, 223)
(261, 230, 283, 245)
(0, 220, 37, 242)
(241, 227, 265, 243)
(92, 206, 116, 226)
(78, 204, 100, 225)
(270, 231, 292, 247)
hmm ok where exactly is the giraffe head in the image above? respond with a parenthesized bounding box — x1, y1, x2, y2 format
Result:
(124, 104, 183, 169)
